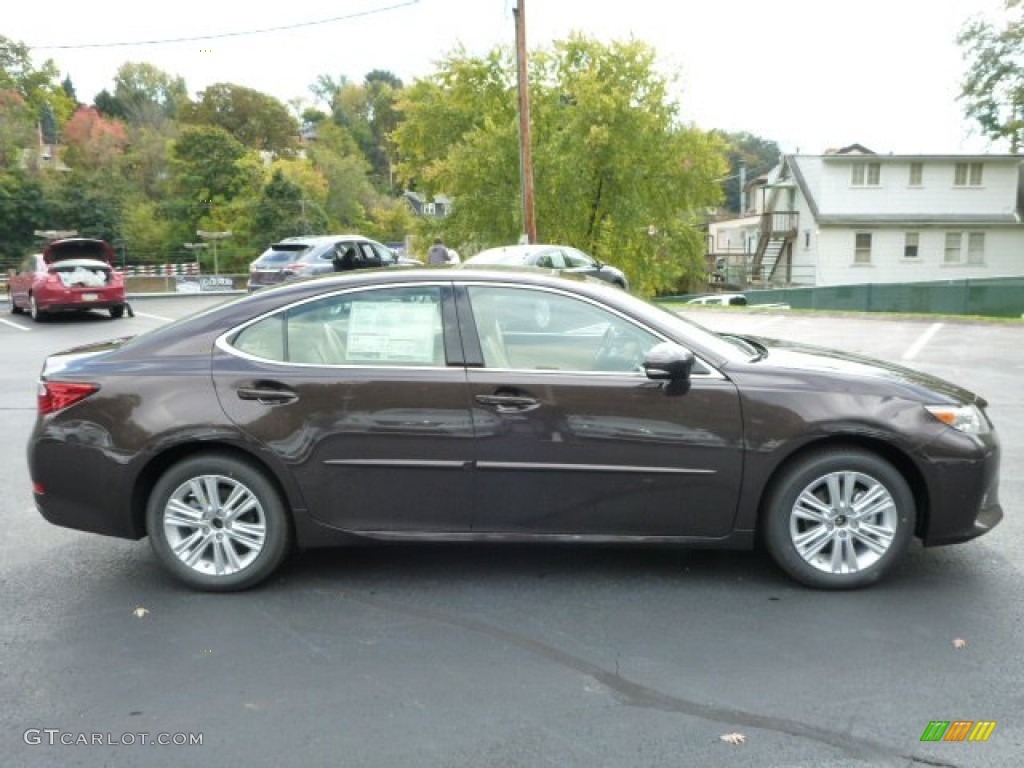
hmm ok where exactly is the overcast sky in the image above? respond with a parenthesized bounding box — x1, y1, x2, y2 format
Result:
(5, 0, 1012, 155)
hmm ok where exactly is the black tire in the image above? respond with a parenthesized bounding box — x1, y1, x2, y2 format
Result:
(146, 453, 292, 591)
(109, 305, 125, 319)
(762, 448, 915, 589)
(10, 295, 22, 314)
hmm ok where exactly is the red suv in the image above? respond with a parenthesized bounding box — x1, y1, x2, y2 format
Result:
(9, 238, 127, 321)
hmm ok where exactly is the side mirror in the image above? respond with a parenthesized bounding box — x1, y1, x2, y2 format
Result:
(643, 342, 694, 381)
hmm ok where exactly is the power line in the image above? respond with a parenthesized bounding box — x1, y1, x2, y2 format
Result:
(30, 1, 420, 50)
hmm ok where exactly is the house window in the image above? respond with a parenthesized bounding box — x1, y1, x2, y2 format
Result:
(954, 162, 983, 186)
(854, 233, 872, 264)
(944, 232, 962, 264)
(423, 203, 435, 215)
(804, 230, 811, 249)
(967, 232, 985, 265)
(904, 232, 919, 259)
(851, 162, 881, 186)
(908, 162, 923, 186)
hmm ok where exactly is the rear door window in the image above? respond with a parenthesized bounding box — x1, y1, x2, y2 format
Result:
(230, 286, 446, 366)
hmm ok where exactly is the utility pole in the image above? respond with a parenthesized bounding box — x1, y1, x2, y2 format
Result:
(514, 0, 537, 244)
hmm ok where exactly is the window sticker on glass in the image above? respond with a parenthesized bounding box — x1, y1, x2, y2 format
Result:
(346, 301, 437, 363)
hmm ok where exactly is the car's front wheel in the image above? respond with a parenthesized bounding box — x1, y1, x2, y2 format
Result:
(146, 454, 292, 591)
(762, 448, 915, 589)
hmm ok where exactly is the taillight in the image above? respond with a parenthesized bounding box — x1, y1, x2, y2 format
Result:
(283, 263, 311, 273)
(37, 381, 99, 415)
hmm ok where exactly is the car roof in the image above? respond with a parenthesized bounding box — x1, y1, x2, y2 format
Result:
(273, 234, 373, 246)
(473, 244, 566, 257)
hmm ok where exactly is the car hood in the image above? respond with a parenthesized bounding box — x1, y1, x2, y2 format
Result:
(738, 335, 984, 406)
(42, 238, 116, 266)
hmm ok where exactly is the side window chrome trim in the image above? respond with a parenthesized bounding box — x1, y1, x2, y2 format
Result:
(216, 281, 453, 368)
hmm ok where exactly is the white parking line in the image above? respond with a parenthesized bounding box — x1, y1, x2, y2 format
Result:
(902, 322, 943, 361)
(131, 311, 175, 322)
(0, 317, 31, 331)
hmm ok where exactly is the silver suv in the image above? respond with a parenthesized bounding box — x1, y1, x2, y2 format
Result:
(247, 235, 412, 291)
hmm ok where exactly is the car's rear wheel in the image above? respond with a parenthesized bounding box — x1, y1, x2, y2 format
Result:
(9, 293, 22, 314)
(762, 448, 915, 589)
(109, 305, 125, 319)
(146, 454, 292, 591)
(29, 294, 44, 322)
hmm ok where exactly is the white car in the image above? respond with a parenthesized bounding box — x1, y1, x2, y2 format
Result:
(686, 293, 748, 306)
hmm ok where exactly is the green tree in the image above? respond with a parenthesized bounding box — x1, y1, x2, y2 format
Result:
(365, 197, 415, 243)
(0, 35, 76, 123)
(39, 103, 58, 144)
(314, 71, 404, 189)
(61, 74, 77, 104)
(0, 169, 51, 264)
(251, 168, 329, 243)
(47, 167, 125, 242)
(120, 123, 178, 199)
(393, 36, 727, 295)
(120, 199, 178, 263)
(182, 83, 299, 153)
(97, 62, 189, 125)
(958, 1, 1024, 152)
(168, 125, 262, 226)
(0, 90, 36, 169)
(713, 131, 781, 213)
(305, 121, 376, 229)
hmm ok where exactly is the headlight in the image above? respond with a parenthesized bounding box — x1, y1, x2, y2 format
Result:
(924, 404, 990, 434)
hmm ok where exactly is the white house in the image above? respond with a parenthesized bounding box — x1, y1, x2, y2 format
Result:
(708, 145, 1024, 287)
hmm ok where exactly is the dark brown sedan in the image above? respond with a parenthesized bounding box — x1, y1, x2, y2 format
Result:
(28, 270, 1001, 590)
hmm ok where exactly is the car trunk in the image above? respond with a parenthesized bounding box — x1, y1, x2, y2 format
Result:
(43, 238, 117, 266)
(51, 260, 114, 288)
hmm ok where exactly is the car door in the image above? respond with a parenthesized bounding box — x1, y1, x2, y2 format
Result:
(460, 283, 744, 538)
(9, 255, 37, 308)
(213, 282, 475, 533)
(560, 247, 601, 280)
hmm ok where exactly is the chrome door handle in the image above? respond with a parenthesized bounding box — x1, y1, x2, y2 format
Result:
(236, 387, 298, 405)
(475, 394, 539, 412)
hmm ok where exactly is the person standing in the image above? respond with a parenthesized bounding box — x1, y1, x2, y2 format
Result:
(427, 237, 450, 265)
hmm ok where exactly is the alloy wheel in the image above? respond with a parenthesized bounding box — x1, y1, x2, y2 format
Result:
(162, 474, 267, 577)
(788, 470, 898, 575)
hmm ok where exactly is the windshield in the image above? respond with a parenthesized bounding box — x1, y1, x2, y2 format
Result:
(644, 300, 762, 363)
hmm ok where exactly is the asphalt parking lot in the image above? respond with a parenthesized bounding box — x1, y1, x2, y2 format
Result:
(1, 296, 1021, 768)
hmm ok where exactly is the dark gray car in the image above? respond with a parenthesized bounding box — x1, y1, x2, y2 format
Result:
(29, 270, 1000, 592)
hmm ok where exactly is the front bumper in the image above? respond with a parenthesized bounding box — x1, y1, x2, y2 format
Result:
(920, 428, 1002, 546)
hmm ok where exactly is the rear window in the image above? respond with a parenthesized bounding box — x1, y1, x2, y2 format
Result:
(256, 244, 312, 264)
